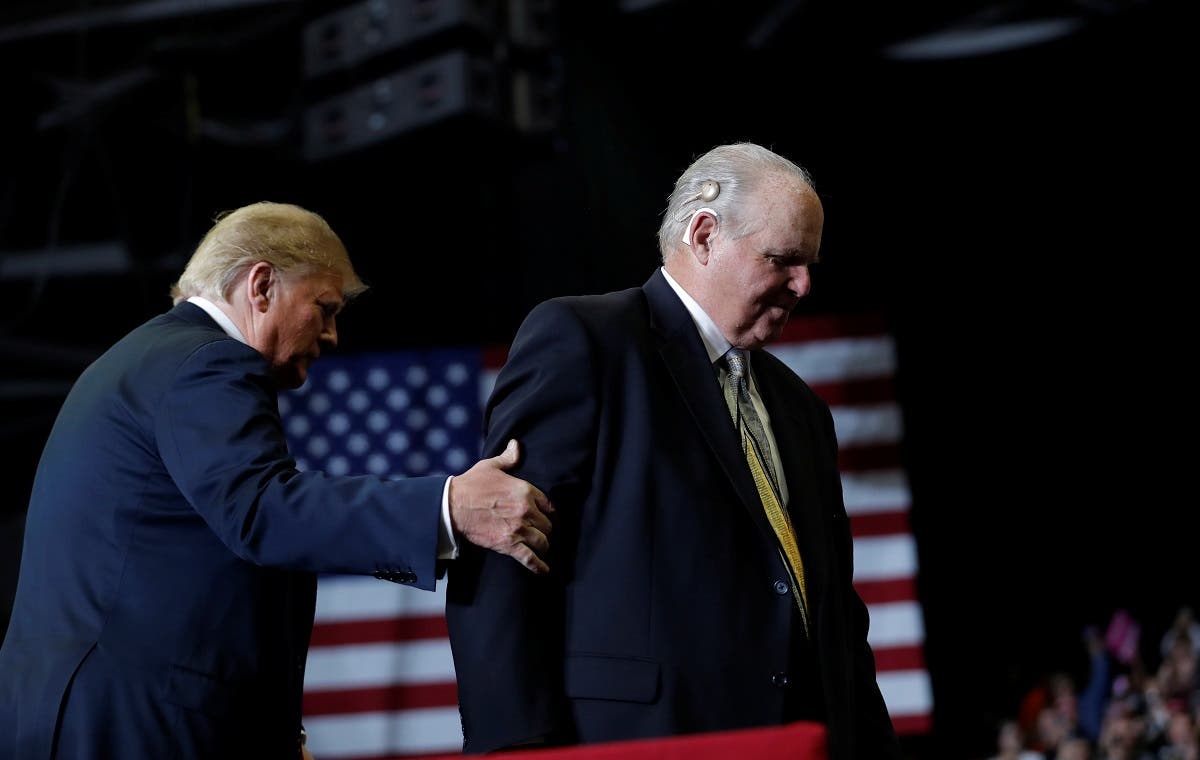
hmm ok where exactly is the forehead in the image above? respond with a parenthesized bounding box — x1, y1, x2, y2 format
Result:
(745, 178, 823, 245)
(757, 171, 821, 213)
(291, 268, 346, 299)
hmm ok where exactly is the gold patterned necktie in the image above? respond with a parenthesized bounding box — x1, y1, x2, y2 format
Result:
(723, 348, 810, 635)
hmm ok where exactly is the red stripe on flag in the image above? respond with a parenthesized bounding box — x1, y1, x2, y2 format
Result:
(871, 644, 927, 672)
(328, 755, 461, 760)
(850, 510, 910, 537)
(808, 376, 896, 406)
(482, 345, 509, 369)
(309, 615, 448, 646)
(892, 714, 934, 735)
(302, 681, 459, 716)
(781, 313, 889, 342)
(854, 577, 917, 605)
(838, 443, 902, 472)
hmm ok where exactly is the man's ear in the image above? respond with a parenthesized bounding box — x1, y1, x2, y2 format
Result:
(246, 262, 276, 314)
(687, 211, 719, 266)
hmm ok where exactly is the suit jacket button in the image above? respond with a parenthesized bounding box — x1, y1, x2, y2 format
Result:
(771, 672, 790, 688)
(774, 580, 789, 595)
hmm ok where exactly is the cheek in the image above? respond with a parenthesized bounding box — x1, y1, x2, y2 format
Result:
(301, 317, 323, 342)
(745, 277, 778, 306)
(283, 323, 316, 355)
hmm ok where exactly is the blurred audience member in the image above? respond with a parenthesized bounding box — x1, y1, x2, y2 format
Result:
(1038, 705, 1073, 757)
(1158, 709, 1198, 760)
(991, 719, 1047, 760)
(1158, 632, 1199, 702)
(1054, 673, 1084, 735)
(1143, 678, 1174, 745)
(1161, 608, 1200, 662)
(1023, 672, 1083, 748)
(1060, 736, 1094, 760)
(1082, 626, 1115, 742)
(1097, 700, 1153, 760)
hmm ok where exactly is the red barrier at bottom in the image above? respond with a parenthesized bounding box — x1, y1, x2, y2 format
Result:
(409, 722, 828, 760)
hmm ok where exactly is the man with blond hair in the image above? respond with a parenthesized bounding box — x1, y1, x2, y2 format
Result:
(0, 202, 553, 759)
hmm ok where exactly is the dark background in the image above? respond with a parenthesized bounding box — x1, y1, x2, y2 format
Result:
(0, 1, 1194, 757)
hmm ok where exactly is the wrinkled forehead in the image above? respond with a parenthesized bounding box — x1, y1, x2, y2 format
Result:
(283, 265, 347, 299)
(746, 170, 821, 214)
(746, 177, 823, 243)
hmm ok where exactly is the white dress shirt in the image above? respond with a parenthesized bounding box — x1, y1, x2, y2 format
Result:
(659, 269, 790, 505)
(187, 296, 459, 559)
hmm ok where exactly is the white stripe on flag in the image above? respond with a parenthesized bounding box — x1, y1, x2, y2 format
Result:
(853, 534, 918, 582)
(841, 470, 911, 515)
(767, 336, 896, 384)
(878, 670, 935, 717)
(866, 601, 926, 649)
(303, 707, 464, 756)
(315, 576, 446, 622)
(304, 639, 456, 690)
(830, 403, 903, 447)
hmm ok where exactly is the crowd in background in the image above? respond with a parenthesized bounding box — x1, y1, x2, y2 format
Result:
(986, 607, 1200, 760)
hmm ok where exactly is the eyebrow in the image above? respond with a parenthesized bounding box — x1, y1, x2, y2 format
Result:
(764, 248, 820, 263)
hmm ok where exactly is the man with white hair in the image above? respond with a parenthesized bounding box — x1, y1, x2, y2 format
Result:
(447, 144, 900, 759)
(0, 202, 553, 759)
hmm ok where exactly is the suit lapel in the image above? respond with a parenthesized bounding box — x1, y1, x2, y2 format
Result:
(753, 353, 833, 612)
(643, 271, 779, 546)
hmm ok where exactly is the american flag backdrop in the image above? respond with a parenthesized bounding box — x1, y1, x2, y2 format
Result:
(282, 313, 932, 759)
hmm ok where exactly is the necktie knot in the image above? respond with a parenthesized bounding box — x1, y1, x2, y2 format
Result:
(724, 348, 748, 392)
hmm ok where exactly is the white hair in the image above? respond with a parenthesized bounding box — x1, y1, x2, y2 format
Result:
(657, 142, 814, 261)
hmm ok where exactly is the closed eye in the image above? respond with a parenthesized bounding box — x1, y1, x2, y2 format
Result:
(764, 251, 819, 267)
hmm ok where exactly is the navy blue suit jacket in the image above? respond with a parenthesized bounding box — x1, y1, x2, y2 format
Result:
(446, 271, 899, 760)
(0, 302, 445, 759)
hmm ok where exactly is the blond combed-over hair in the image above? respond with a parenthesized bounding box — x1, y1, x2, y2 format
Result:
(170, 202, 367, 305)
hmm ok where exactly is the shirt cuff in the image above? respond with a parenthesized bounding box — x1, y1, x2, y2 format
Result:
(438, 475, 460, 560)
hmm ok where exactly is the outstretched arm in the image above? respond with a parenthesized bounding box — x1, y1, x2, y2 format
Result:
(157, 340, 446, 586)
(157, 339, 554, 586)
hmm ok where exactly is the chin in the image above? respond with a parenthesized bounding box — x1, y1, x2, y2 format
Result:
(755, 321, 788, 348)
(274, 366, 306, 390)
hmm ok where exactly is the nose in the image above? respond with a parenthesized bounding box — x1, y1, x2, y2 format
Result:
(788, 265, 812, 298)
(321, 317, 338, 349)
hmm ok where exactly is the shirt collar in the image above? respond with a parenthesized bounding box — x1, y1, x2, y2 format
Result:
(660, 267, 730, 365)
(187, 296, 248, 345)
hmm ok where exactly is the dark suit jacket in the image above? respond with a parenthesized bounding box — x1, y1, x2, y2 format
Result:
(0, 302, 445, 760)
(446, 271, 900, 760)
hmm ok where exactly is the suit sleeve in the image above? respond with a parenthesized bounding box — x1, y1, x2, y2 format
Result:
(817, 400, 903, 759)
(154, 338, 445, 589)
(445, 300, 597, 753)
